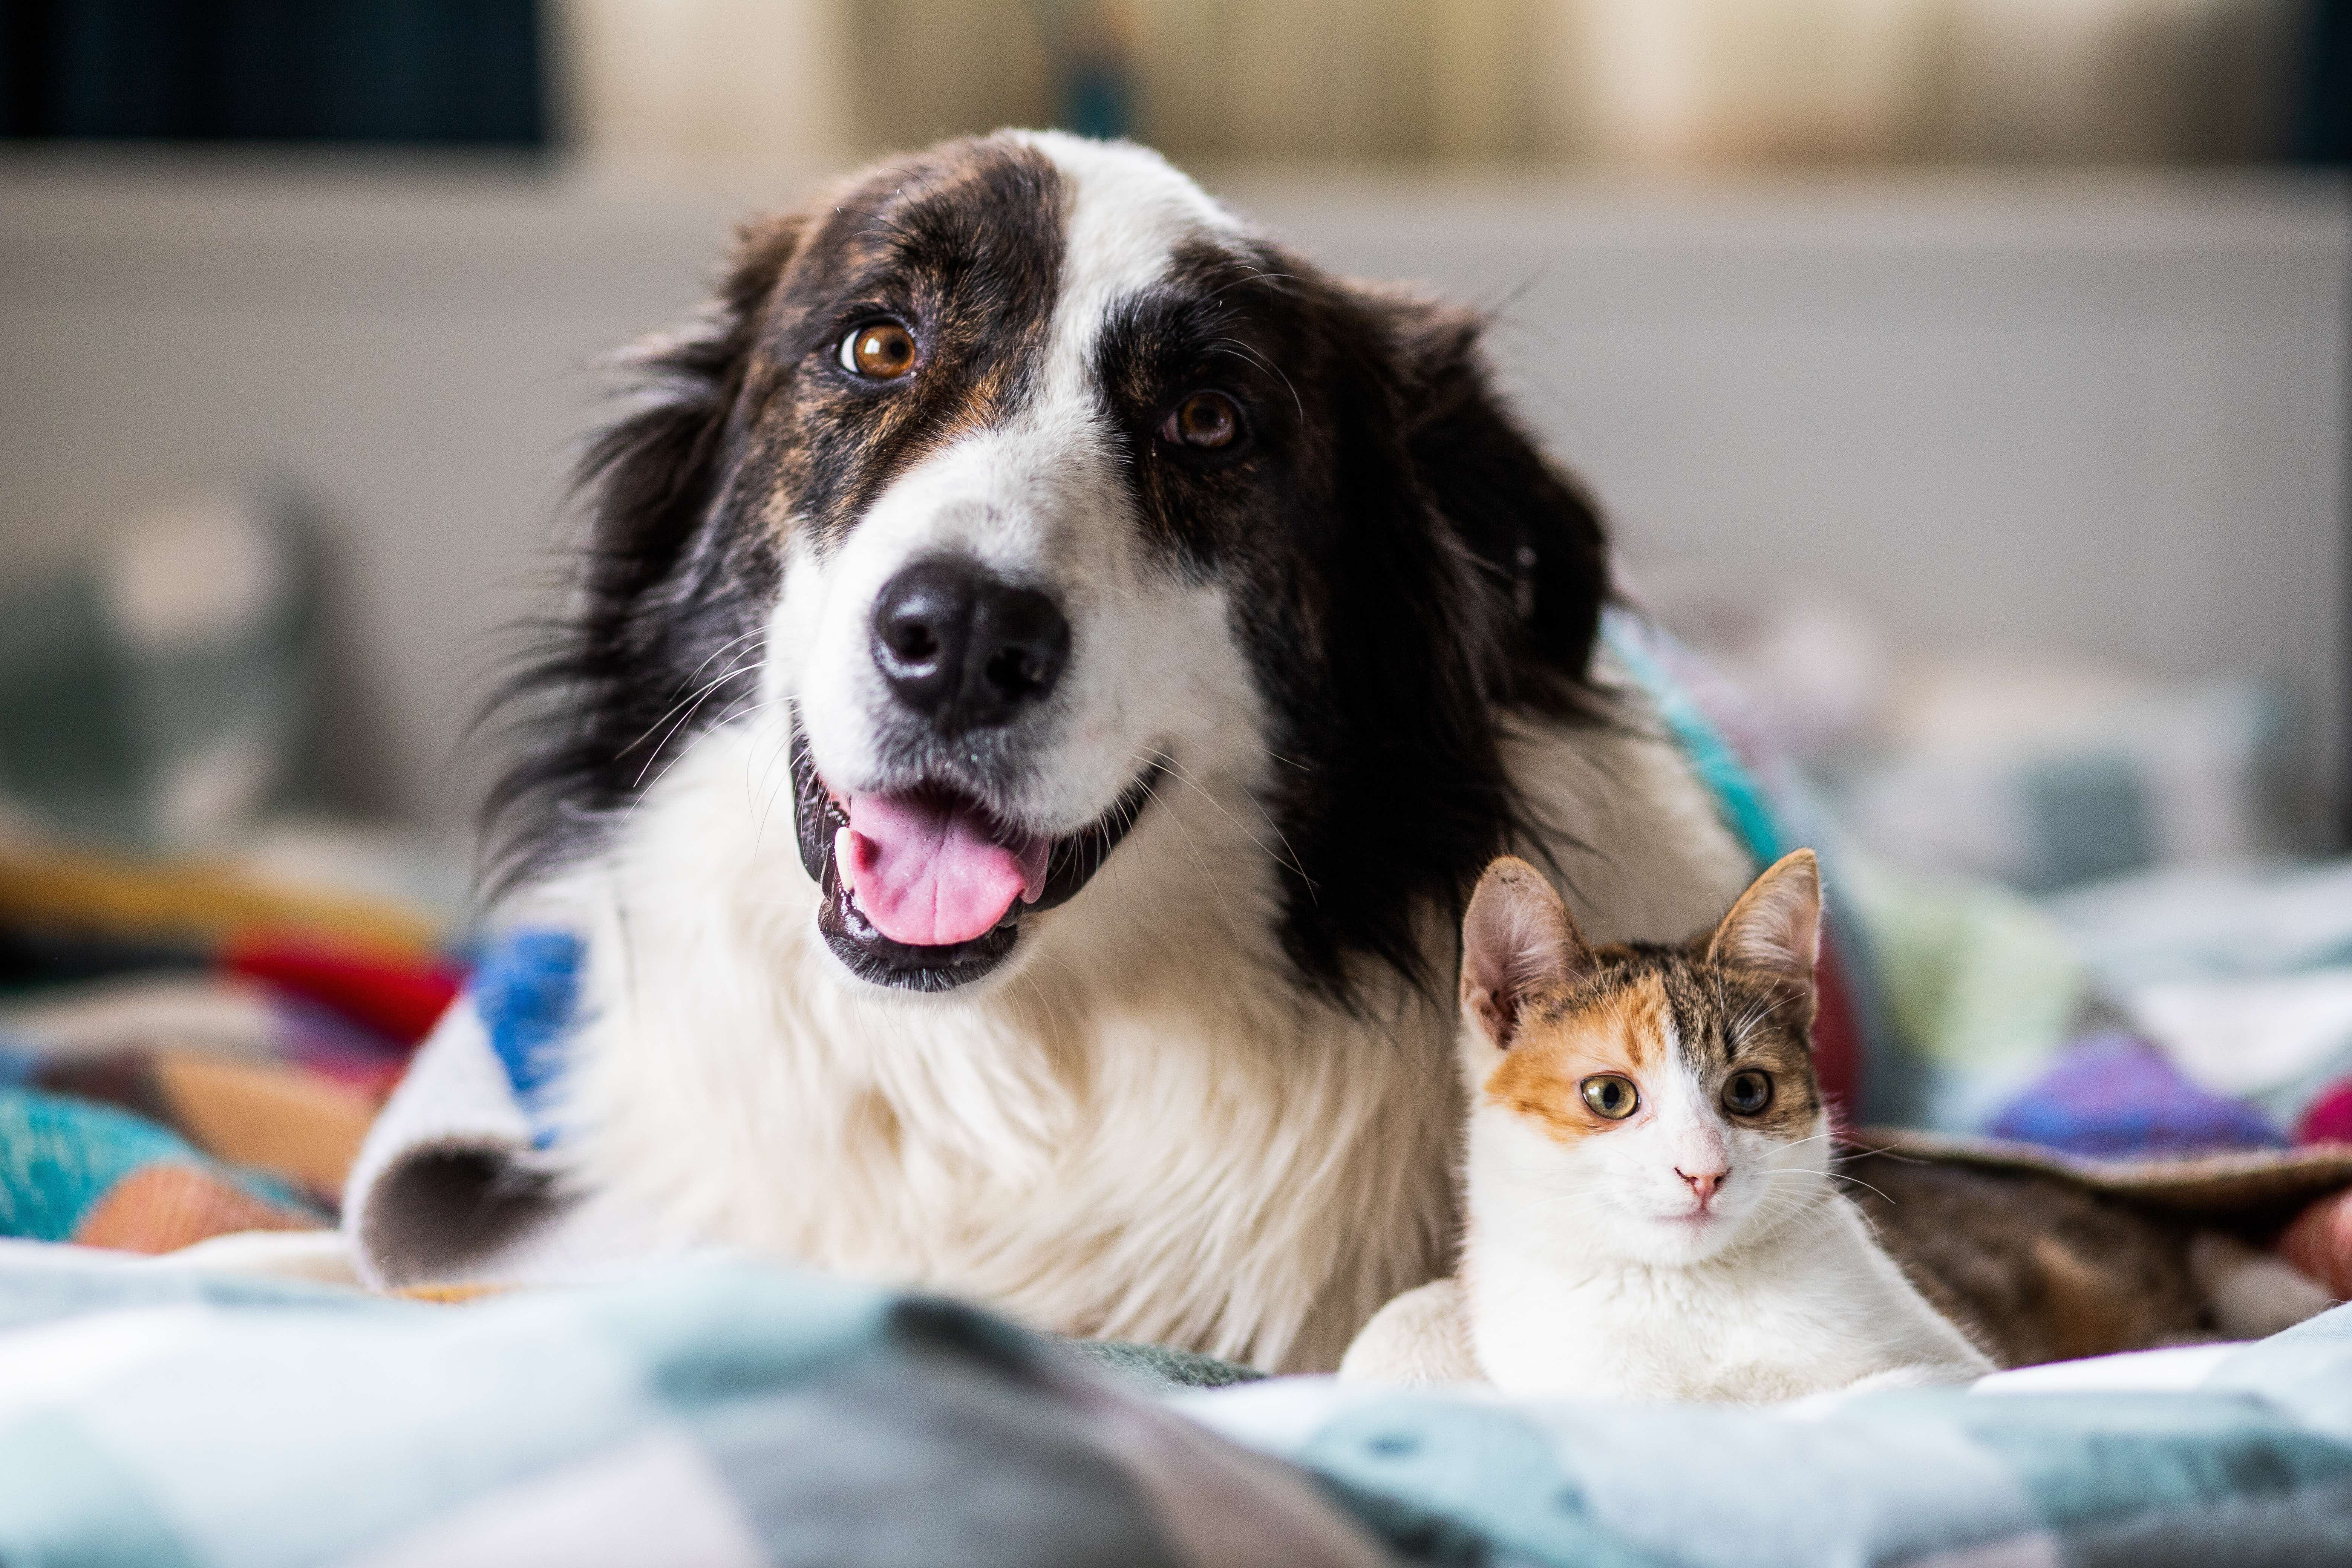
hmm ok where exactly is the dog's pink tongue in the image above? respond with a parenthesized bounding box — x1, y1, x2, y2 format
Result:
(837, 793, 1049, 947)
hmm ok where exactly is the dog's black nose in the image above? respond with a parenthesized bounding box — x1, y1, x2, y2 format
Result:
(871, 558, 1070, 732)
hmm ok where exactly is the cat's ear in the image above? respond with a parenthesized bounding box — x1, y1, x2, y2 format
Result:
(1461, 857, 1590, 1049)
(1709, 849, 1822, 998)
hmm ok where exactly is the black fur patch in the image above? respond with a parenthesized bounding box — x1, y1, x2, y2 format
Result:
(486, 133, 1611, 1012)
(1090, 240, 1610, 1003)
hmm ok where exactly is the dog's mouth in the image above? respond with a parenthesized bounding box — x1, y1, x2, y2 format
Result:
(790, 724, 1162, 993)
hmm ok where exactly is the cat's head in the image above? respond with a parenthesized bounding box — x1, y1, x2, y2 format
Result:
(1457, 850, 1829, 1266)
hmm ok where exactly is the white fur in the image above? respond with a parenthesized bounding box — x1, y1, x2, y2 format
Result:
(1344, 1018, 1992, 1399)
(2189, 1231, 2338, 1339)
(547, 135, 1758, 1372)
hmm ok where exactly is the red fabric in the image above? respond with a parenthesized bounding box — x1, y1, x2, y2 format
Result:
(224, 936, 464, 1047)
(2295, 1079, 2352, 1146)
(1811, 934, 1862, 1121)
(2279, 1187, 2352, 1299)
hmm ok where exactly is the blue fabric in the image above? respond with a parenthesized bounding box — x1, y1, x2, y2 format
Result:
(472, 928, 582, 1144)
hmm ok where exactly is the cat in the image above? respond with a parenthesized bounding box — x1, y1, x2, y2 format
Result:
(1340, 848, 1995, 1401)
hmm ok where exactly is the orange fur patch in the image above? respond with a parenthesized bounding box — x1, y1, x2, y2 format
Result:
(1484, 972, 1671, 1144)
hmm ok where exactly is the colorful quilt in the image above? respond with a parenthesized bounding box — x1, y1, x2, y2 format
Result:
(0, 840, 458, 1253)
(2, 1245, 2350, 1567)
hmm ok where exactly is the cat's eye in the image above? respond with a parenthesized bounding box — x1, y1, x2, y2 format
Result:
(1159, 390, 1241, 450)
(1579, 1074, 1639, 1120)
(840, 320, 917, 380)
(1723, 1070, 1773, 1116)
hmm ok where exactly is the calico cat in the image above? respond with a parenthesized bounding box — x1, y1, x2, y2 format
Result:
(1341, 849, 1995, 1400)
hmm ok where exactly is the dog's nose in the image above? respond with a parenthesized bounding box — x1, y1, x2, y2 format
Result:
(871, 558, 1070, 732)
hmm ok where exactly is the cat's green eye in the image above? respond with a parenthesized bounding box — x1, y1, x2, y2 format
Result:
(1723, 1069, 1773, 1116)
(1579, 1074, 1639, 1120)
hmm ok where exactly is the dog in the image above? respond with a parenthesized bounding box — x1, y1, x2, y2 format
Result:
(487, 131, 1756, 1372)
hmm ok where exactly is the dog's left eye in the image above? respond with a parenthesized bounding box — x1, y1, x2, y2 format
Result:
(839, 320, 918, 380)
(1159, 391, 1240, 450)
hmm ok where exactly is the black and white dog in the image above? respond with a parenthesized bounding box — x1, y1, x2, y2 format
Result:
(487, 133, 1751, 1371)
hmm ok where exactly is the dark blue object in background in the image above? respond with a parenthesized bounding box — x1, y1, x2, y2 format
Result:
(2292, 0, 2350, 164)
(1, 0, 547, 146)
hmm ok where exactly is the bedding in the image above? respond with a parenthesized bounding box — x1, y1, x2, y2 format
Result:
(0, 1244, 2348, 1567)
(0, 838, 458, 1255)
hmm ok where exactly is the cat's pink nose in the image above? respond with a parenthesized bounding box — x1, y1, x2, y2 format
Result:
(1677, 1166, 1727, 1204)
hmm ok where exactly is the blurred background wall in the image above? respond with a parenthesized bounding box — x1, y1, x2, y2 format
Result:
(0, 0, 2347, 891)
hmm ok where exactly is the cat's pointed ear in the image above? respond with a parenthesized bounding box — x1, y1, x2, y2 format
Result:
(1709, 849, 1822, 997)
(1461, 857, 1590, 1049)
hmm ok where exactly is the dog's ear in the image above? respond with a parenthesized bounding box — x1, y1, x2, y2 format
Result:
(1461, 856, 1590, 1050)
(480, 214, 804, 890)
(1382, 300, 1611, 689)
(580, 213, 804, 593)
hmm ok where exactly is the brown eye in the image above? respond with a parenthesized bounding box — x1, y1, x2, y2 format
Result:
(1724, 1070, 1772, 1116)
(1579, 1074, 1639, 1121)
(840, 321, 917, 380)
(1159, 391, 1240, 450)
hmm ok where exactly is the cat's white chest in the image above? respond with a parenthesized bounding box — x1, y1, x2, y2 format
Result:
(1465, 1200, 1978, 1403)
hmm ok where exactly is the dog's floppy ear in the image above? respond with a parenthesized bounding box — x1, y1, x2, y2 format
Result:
(1461, 856, 1590, 1050)
(1384, 302, 1611, 690)
(480, 214, 804, 890)
(580, 213, 804, 594)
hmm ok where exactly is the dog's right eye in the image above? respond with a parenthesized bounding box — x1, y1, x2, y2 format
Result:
(1159, 391, 1241, 450)
(839, 321, 918, 380)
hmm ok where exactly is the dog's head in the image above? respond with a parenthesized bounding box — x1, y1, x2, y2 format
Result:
(493, 132, 1609, 1003)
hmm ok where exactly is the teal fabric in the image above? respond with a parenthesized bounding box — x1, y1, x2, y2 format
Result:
(4, 1248, 2351, 1566)
(1190, 1309, 2352, 1567)
(0, 1086, 317, 1242)
(1601, 612, 1784, 868)
(0, 1087, 202, 1240)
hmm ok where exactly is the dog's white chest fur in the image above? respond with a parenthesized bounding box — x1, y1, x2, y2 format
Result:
(554, 700, 1750, 1372)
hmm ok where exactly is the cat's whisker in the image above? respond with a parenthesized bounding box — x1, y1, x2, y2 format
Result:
(1830, 1171, 1897, 1206)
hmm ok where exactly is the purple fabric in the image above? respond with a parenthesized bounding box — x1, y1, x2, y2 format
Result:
(1988, 1033, 2283, 1157)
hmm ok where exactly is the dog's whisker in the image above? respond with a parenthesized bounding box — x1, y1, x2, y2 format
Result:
(1143, 750, 1310, 885)
(627, 643, 768, 786)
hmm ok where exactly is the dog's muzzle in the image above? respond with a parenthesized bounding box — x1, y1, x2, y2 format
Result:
(789, 718, 1162, 994)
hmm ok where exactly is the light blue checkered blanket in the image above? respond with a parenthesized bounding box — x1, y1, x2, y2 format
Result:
(2, 1245, 2348, 1567)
